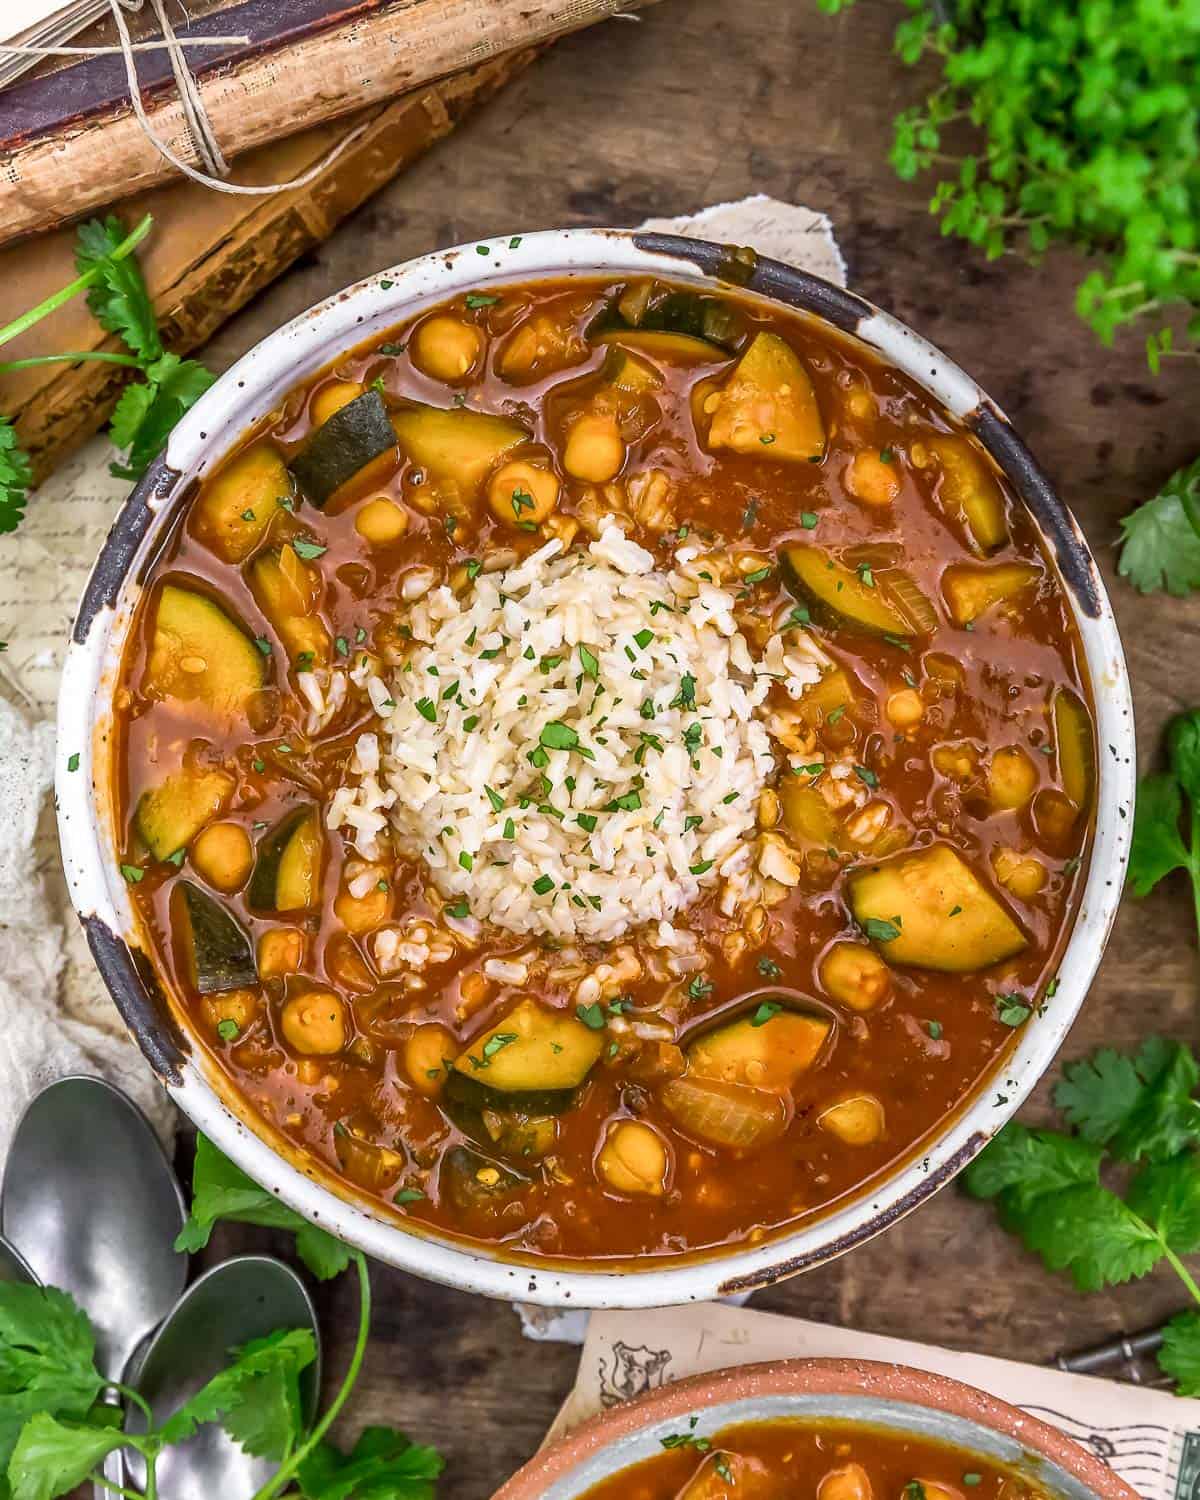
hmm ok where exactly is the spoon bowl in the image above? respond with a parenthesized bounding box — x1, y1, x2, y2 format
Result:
(123, 1255, 322, 1500)
(0, 1232, 38, 1285)
(0, 1075, 187, 1379)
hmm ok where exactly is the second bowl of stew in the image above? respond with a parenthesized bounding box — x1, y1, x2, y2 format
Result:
(58, 228, 1134, 1306)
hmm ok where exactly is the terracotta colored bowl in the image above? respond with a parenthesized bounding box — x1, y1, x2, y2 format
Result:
(492, 1358, 1140, 1500)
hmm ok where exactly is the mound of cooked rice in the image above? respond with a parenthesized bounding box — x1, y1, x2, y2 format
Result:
(328, 525, 827, 942)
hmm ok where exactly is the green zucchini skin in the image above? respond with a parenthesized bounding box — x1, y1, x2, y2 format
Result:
(179, 881, 257, 994)
(439, 1146, 527, 1212)
(588, 287, 744, 352)
(247, 807, 308, 910)
(445, 1069, 578, 1118)
(288, 389, 395, 506)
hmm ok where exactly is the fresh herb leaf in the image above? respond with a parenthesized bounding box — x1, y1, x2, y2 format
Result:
(297, 1425, 444, 1500)
(0, 422, 34, 536)
(1119, 458, 1200, 596)
(176, 1135, 350, 1281)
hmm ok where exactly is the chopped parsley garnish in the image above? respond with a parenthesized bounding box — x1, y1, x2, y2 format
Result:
(485, 785, 505, 812)
(482, 1031, 518, 1058)
(66, 752, 80, 773)
(757, 957, 782, 978)
(743, 565, 771, 585)
(576, 812, 598, 833)
(120, 863, 144, 884)
(531, 873, 555, 895)
(995, 994, 1033, 1027)
(415, 697, 437, 723)
(540, 721, 579, 751)
(863, 915, 902, 942)
(854, 764, 879, 788)
(633, 627, 654, 650)
(689, 859, 714, 875)
(750, 1001, 782, 1027)
(576, 1002, 605, 1030)
(688, 975, 713, 1001)
(579, 643, 599, 680)
(800, 511, 819, 529)
(292, 537, 326, 560)
(216, 1019, 240, 1042)
(394, 1188, 426, 1204)
(445, 901, 470, 919)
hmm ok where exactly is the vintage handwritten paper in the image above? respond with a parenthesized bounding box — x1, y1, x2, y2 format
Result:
(548, 1303, 1200, 1500)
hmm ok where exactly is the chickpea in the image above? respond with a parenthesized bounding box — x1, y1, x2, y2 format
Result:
(597, 1119, 670, 1197)
(201, 988, 259, 1040)
(334, 873, 394, 935)
(281, 990, 348, 1056)
(487, 459, 561, 527)
(563, 412, 625, 483)
(988, 746, 1038, 810)
(843, 385, 877, 423)
(404, 1023, 456, 1097)
(885, 688, 924, 729)
(820, 942, 892, 1012)
(411, 315, 484, 383)
(992, 846, 1047, 900)
(310, 380, 364, 427)
(257, 927, 305, 979)
(355, 497, 409, 546)
(846, 449, 900, 507)
(191, 822, 253, 892)
(1033, 787, 1079, 848)
(820, 1464, 874, 1500)
(820, 1093, 885, 1145)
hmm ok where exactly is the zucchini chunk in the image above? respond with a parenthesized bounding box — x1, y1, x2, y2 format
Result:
(248, 544, 330, 666)
(135, 765, 235, 861)
(926, 434, 1008, 554)
(248, 808, 324, 912)
(781, 545, 933, 637)
(176, 881, 257, 995)
(1053, 687, 1095, 813)
(444, 1095, 557, 1162)
(942, 561, 1040, 626)
(600, 345, 663, 393)
(143, 585, 266, 718)
(289, 389, 397, 507)
(391, 403, 528, 503)
(848, 844, 1027, 973)
(589, 283, 744, 352)
(688, 1006, 830, 1091)
(593, 328, 728, 364)
(448, 998, 603, 1114)
(440, 1146, 527, 1214)
(660, 1076, 787, 1150)
(191, 443, 292, 563)
(704, 332, 825, 462)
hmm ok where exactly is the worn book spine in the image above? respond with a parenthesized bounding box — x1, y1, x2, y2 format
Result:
(1, 0, 656, 245)
(3, 48, 540, 484)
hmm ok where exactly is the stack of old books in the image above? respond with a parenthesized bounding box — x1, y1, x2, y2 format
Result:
(0, 0, 656, 482)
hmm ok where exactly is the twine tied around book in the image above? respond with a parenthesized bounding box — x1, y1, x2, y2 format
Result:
(2, 0, 373, 196)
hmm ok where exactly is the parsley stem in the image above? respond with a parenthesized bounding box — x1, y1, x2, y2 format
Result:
(250, 1249, 373, 1500)
(111, 1380, 154, 1422)
(91, 1479, 144, 1500)
(0, 351, 142, 372)
(1164, 1244, 1200, 1308)
(0, 213, 152, 352)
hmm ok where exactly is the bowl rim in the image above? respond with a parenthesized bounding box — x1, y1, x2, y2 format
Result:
(489, 1356, 1143, 1500)
(55, 225, 1136, 1308)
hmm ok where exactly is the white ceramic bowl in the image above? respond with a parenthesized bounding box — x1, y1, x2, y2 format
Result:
(56, 227, 1135, 1307)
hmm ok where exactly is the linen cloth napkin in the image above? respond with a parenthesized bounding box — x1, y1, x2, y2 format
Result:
(0, 194, 845, 1159)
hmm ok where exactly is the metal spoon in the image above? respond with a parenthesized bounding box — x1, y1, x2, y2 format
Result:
(0, 1075, 187, 1379)
(0, 1230, 38, 1285)
(122, 1255, 322, 1500)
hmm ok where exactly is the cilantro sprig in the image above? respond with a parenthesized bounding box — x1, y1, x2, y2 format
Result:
(963, 1036, 1200, 1393)
(815, 0, 1200, 367)
(0, 213, 214, 534)
(1118, 456, 1200, 598)
(1128, 710, 1200, 952)
(0, 1135, 443, 1500)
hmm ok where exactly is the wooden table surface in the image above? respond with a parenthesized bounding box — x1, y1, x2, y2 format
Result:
(194, 1, 1200, 1494)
